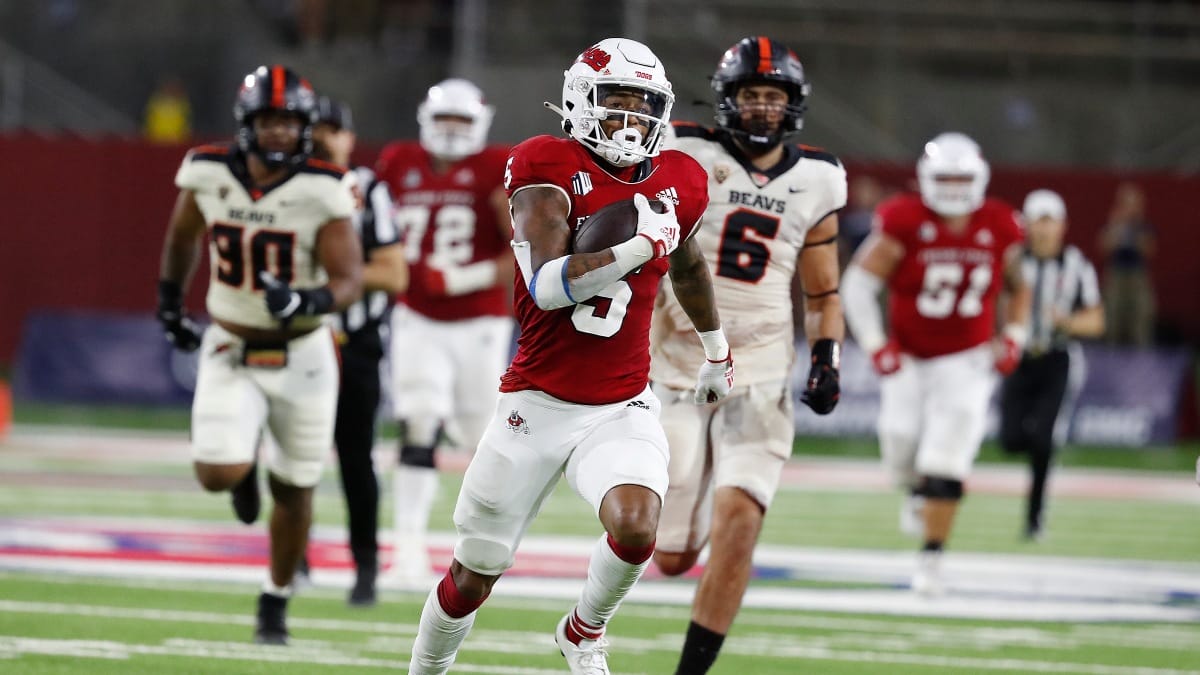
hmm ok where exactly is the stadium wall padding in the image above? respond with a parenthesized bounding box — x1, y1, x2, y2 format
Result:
(0, 134, 1197, 367)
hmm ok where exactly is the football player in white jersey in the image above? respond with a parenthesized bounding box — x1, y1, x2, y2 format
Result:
(649, 36, 846, 674)
(155, 65, 363, 645)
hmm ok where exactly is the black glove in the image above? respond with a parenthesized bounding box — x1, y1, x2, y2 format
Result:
(156, 279, 202, 352)
(259, 272, 334, 322)
(800, 338, 840, 415)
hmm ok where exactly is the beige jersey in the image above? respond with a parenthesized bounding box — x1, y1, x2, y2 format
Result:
(174, 144, 356, 330)
(650, 125, 847, 388)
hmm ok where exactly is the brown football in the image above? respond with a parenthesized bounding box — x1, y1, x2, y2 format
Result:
(571, 197, 667, 254)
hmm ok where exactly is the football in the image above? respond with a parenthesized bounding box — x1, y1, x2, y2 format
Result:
(571, 197, 667, 254)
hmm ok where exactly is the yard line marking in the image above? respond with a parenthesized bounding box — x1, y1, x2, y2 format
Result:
(0, 628, 1196, 675)
(0, 636, 569, 673)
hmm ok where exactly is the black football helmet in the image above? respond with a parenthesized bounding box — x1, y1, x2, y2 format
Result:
(315, 95, 354, 132)
(711, 37, 810, 152)
(233, 65, 318, 169)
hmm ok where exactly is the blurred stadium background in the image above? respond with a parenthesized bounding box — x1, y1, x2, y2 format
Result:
(1, 1, 1199, 673)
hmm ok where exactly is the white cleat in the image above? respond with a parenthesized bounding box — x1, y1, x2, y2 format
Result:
(555, 613, 610, 675)
(899, 494, 926, 538)
(911, 550, 945, 598)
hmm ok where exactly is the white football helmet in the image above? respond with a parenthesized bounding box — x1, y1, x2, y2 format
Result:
(917, 132, 991, 217)
(548, 38, 675, 168)
(417, 78, 494, 161)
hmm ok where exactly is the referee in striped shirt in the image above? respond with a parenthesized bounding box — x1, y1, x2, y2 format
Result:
(999, 189, 1105, 541)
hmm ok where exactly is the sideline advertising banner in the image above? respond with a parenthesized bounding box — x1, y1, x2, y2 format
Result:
(791, 341, 1191, 447)
(12, 311, 1191, 447)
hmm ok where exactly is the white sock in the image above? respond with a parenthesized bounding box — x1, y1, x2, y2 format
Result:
(408, 584, 476, 675)
(394, 465, 439, 545)
(261, 579, 293, 598)
(572, 534, 650, 634)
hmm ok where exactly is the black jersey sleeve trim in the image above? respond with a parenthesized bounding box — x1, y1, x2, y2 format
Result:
(798, 144, 842, 168)
(672, 121, 720, 141)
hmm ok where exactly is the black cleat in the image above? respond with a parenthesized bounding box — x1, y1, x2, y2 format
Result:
(253, 592, 289, 645)
(231, 461, 261, 525)
(348, 561, 377, 607)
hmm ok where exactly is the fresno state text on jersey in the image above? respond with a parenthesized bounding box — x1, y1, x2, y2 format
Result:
(502, 134, 709, 405)
(879, 193, 1024, 358)
(375, 142, 511, 320)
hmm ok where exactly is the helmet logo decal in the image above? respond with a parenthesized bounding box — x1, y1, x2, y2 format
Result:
(635, 71, 653, 81)
(578, 46, 612, 72)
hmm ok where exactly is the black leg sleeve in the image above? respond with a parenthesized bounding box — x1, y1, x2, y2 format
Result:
(334, 348, 382, 568)
(1024, 351, 1071, 530)
(1000, 359, 1037, 455)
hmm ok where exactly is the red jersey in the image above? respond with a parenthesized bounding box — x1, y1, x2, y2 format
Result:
(375, 142, 511, 320)
(500, 135, 709, 404)
(879, 193, 1024, 358)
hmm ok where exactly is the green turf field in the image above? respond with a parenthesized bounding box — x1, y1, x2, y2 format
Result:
(12, 399, 1200, 472)
(2, 574, 1199, 674)
(3, 407, 1200, 673)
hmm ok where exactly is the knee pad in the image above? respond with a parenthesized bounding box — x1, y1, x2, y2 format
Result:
(400, 443, 437, 468)
(917, 476, 964, 500)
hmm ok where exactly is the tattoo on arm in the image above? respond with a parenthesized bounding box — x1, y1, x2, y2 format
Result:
(565, 249, 618, 278)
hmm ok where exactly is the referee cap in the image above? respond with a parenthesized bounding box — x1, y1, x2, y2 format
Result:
(1023, 189, 1066, 222)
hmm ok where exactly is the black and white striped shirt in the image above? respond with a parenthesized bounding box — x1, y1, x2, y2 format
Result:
(1022, 244, 1101, 355)
(335, 166, 399, 358)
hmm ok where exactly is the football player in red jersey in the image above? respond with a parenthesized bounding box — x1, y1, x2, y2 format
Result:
(407, 38, 731, 675)
(842, 132, 1030, 596)
(374, 79, 514, 588)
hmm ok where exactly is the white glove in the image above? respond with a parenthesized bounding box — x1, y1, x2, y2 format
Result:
(694, 351, 734, 404)
(633, 193, 680, 259)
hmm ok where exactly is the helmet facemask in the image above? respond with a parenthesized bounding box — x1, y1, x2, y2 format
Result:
(575, 82, 672, 167)
(238, 111, 313, 170)
(715, 79, 808, 153)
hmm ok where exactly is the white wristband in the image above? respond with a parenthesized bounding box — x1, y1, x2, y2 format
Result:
(610, 235, 655, 276)
(443, 260, 498, 296)
(696, 326, 729, 361)
(1003, 323, 1028, 350)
